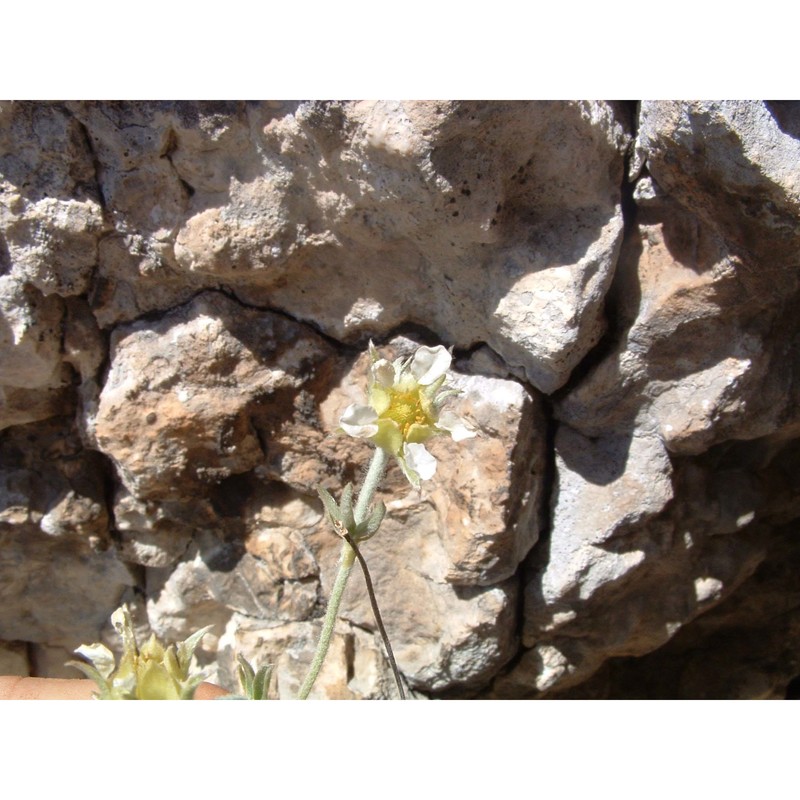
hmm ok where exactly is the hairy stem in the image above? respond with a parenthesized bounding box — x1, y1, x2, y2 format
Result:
(354, 447, 389, 524)
(297, 540, 355, 699)
(297, 447, 389, 699)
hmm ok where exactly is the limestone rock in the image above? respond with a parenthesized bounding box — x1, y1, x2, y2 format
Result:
(319, 339, 545, 587)
(30, 643, 80, 679)
(333, 500, 519, 692)
(495, 430, 775, 697)
(0, 275, 76, 430)
(94, 291, 336, 500)
(0, 102, 105, 297)
(216, 616, 409, 699)
(112, 486, 195, 567)
(3, 101, 800, 699)
(550, 439, 800, 699)
(68, 101, 629, 395)
(637, 101, 800, 265)
(0, 417, 110, 545)
(0, 278, 67, 385)
(557, 185, 800, 455)
(0, 418, 133, 648)
(0, 525, 134, 648)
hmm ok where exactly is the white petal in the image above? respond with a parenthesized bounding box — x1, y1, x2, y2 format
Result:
(403, 442, 437, 481)
(340, 404, 379, 438)
(371, 358, 396, 388)
(74, 643, 117, 680)
(397, 457, 420, 489)
(410, 345, 451, 385)
(438, 410, 477, 441)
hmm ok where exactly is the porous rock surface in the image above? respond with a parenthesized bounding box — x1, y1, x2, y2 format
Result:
(2, 100, 799, 699)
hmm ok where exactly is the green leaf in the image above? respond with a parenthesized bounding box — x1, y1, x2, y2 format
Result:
(236, 653, 255, 696)
(235, 654, 273, 699)
(252, 664, 274, 700)
(162, 645, 181, 680)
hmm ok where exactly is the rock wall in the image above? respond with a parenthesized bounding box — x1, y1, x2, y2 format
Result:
(1, 100, 799, 698)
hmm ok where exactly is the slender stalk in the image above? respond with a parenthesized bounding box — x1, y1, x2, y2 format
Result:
(297, 540, 355, 699)
(297, 447, 389, 699)
(344, 532, 406, 699)
(354, 447, 389, 523)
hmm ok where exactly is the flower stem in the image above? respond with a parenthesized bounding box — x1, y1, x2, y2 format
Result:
(354, 447, 389, 524)
(297, 447, 389, 699)
(297, 540, 355, 699)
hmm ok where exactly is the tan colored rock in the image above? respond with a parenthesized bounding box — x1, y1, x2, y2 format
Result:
(0, 640, 29, 676)
(136, 335, 533, 695)
(0, 277, 67, 389)
(0, 527, 134, 647)
(0, 385, 74, 432)
(428, 367, 545, 585)
(0, 418, 132, 647)
(112, 487, 194, 567)
(331, 500, 519, 693)
(318, 339, 545, 586)
(527, 427, 674, 637)
(62, 297, 106, 382)
(95, 291, 336, 500)
(29, 643, 79, 679)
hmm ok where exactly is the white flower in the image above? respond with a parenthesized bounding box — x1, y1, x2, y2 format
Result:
(340, 342, 476, 487)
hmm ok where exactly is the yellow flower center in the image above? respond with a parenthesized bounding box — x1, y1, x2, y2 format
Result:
(382, 389, 434, 438)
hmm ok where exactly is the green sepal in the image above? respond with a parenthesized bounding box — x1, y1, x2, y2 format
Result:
(65, 659, 111, 696)
(179, 673, 206, 700)
(339, 483, 355, 529)
(363, 500, 386, 538)
(137, 659, 181, 700)
(424, 373, 448, 397)
(176, 625, 213, 674)
(162, 644, 181, 679)
(140, 633, 165, 662)
(317, 486, 342, 525)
